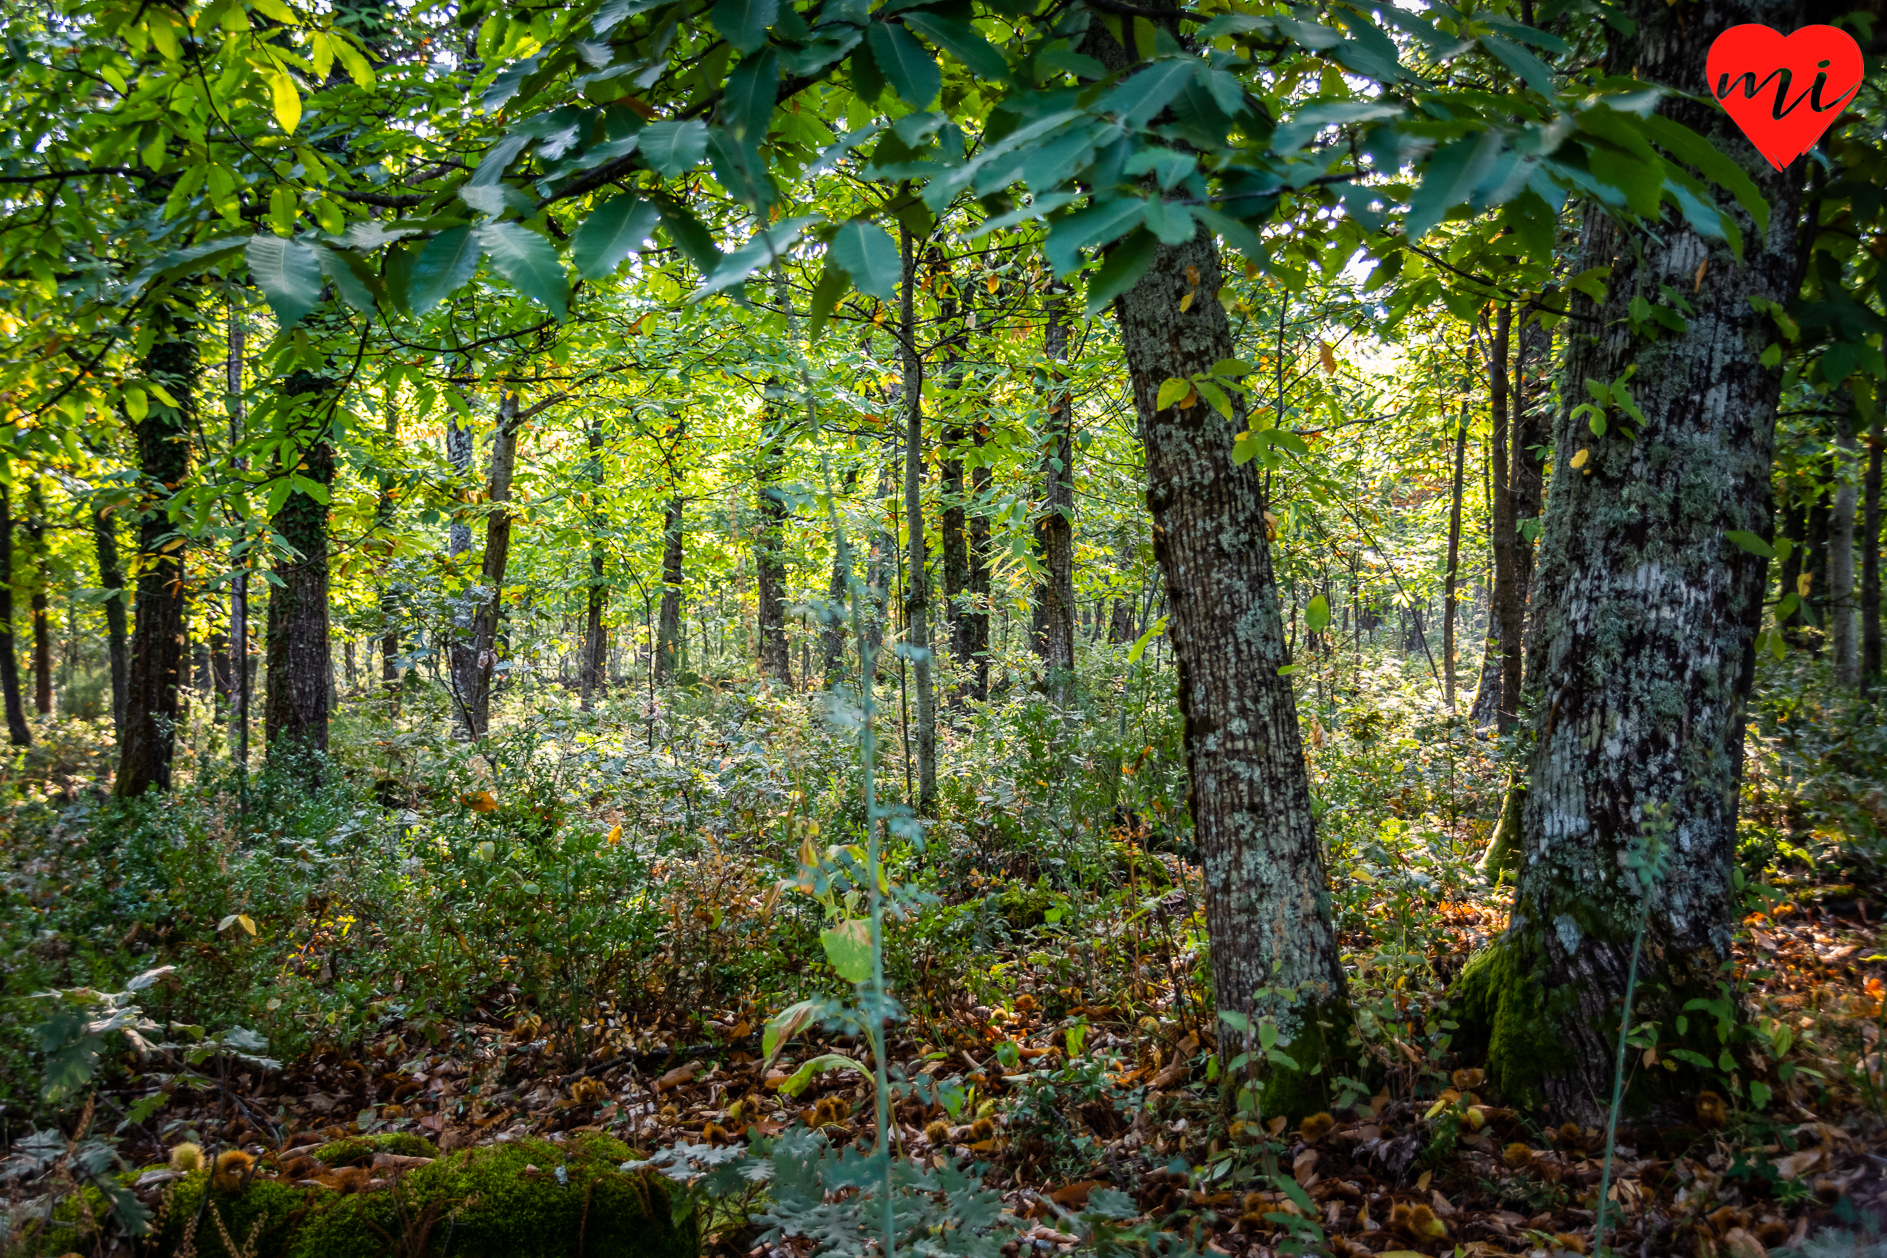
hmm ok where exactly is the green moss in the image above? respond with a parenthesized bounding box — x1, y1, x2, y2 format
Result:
(156, 1171, 318, 1258)
(1476, 777, 1524, 877)
(309, 1131, 440, 1167)
(1255, 995, 1355, 1123)
(1450, 934, 1570, 1113)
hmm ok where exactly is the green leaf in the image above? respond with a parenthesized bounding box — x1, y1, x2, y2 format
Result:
(1046, 197, 1147, 275)
(639, 119, 710, 178)
(1638, 113, 1768, 237)
(1083, 226, 1158, 315)
(313, 245, 380, 316)
(828, 219, 899, 299)
(762, 998, 819, 1067)
(900, 11, 1009, 81)
(1217, 1009, 1251, 1032)
(407, 227, 481, 315)
(1725, 530, 1775, 559)
(819, 916, 872, 983)
(1127, 615, 1165, 662)
(1195, 378, 1233, 418)
(655, 199, 722, 275)
(245, 236, 323, 327)
(808, 260, 847, 342)
(710, 0, 776, 53)
(1407, 130, 1504, 240)
(1480, 33, 1555, 97)
(267, 67, 301, 134)
(571, 194, 660, 278)
(868, 22, 941, 108)
(1156, 377, 1192, 409)
(477, 222, 568, 317)
(1306, 594, 1331, 634)
(722, 47, 779, 143)
(776, 1052, 871, 1097)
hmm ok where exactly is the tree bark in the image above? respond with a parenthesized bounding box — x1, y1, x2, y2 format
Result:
(898, 227, 937, 812)
(1486, 307, 1522, 730)
(227, 304, 249, 765)
(117, 321, 197, 794)
(1777, 495, 1808, 643)
(0, 485, 29, 746)
(940, 275, 971, 686)
(1863, 424, 1882, 694)
(1031, 294, 1078, 701)
(653, 495, 685, 687)
(25, 480, 49, 716)
(755, 408, 793, 687)
(1110, 230, 1349, 1112)
(263, 370, 336, 764)
(1829, 397, 1859, 686)
(582, 415, 613, 704)
(445, 376, 479, 728)
(94, 502, 128, 738)
(463, 383, 522, 734)
(1454, 0, 1807, 1123)
(1443, 409, 1468, 711)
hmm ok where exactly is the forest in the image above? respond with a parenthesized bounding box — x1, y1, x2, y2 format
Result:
(0, 0, 1882, 1252)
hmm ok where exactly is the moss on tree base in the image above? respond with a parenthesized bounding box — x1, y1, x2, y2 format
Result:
(1449, 933, 1571, 1114)
(1253, 994, 1356, 1122)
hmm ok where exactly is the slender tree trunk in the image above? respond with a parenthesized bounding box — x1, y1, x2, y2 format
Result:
(966, 425, 992, 701)
(1777, 495, 1808, 643)
(375, 388, 402, 714)
(820, 535, 849, 687)
(1829, 397, 1859, 686)
(118, 321, 197, 794)
(1863, 424, 1882, 694)
(582, 416, 613, 705)
(445, 372, 479, 729)
(1443, 409, 1468, 711)
(463, 384, 522, 734)
(263, 370, 336, 763)
(653, 495, 684, 687)
(940, 279, 970, 687)
(1032, 294, 1078, 701)
(23, 481, 49, 716)
(1486, 307, 1523, 729)
(1455, 0, 1806, 1122)
(1804, 486, 1830, 644)
(755, 410, 792, 687)
(899, 228, 937, 812)
(94, 504, 128, 737)
(227, 305, 249, 765)
(0, 485, 29, 746)
(867, 443, 896, 677)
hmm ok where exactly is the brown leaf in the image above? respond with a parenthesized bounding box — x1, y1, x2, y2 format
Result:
(654, 1061, 703, 1092)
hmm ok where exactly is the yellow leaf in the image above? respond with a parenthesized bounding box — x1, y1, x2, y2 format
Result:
(1569, 448, 1589, 469)
(1796, 572, 1812, 597)
(268, 68, 301, 134)
(467, 790, 498, 813)
(1178, 290, 1193, 312)
(1319, 340, 1337, 374)
(604, 824, 622, 845)
(237, 914, 256, 936)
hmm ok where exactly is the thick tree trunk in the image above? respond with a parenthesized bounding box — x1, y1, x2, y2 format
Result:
(118, 325, 197, 793)
(1455, 0, 1806, 1123)
(263, 371, 335, 764)
(653, 495, 684, 687)
(898, 228, 937, 811)
(463, 385, 521, 734)
(1031, 296, 1078, 701)
(94, 505, 128, 737)
(1829, 399, 1859, 686)
(1443, 412, 1468, 710)
(755, 412, 792, 687)
(1863, 426, 1882, 694)
(1113, 230, 1349, 1112)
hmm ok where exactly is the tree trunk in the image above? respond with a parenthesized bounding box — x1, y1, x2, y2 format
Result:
(227, 304, 249, 765)
(755, 409, 793, 687)
(0, 485, 29, 746)
(94, 503, 128, 737)
(582, 416, 614, 705)
(653, 495, 684, 687)
(25, 480, 49, 716)
(445, 378, 479, 729)
(899, 227, 937, 812)
(940, 279, 970, 686)
(463, 384, 522, 734)
(966, 426, 992, 701)
(1513, 313, 1550, 615)
(1454, 0, 1806, 1122)
(263, 370, 336, 764)
(1031, 294, 1078, 701)
(867, 446, 896, 677)
(1486, 307, 1522, 730)
(1777, 496, 1808, 643)
(1443, 410, 1468, 711)
(117, 323, 197, 793)
(1863, 424, 1882, 694)
(1109, 227, 1349, 1113)
(1829, 398, 1859, 686)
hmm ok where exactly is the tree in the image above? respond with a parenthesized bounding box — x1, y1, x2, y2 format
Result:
(1031, 293, 1077, 701)
(1454, 0, 1810, 1121)
(263, 368, 338, 761)
(117, 307, 197, 797)
(0, 479, 30, 746)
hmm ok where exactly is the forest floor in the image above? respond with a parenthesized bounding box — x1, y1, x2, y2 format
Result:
(3, 656, 1885, 1258)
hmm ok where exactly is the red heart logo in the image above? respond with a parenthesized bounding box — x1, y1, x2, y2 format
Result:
(1706, 24, 1863, 171)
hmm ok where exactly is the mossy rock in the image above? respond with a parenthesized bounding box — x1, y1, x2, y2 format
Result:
(142, 1133, 693, 1258)
(308, 1131, 440, 1167)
